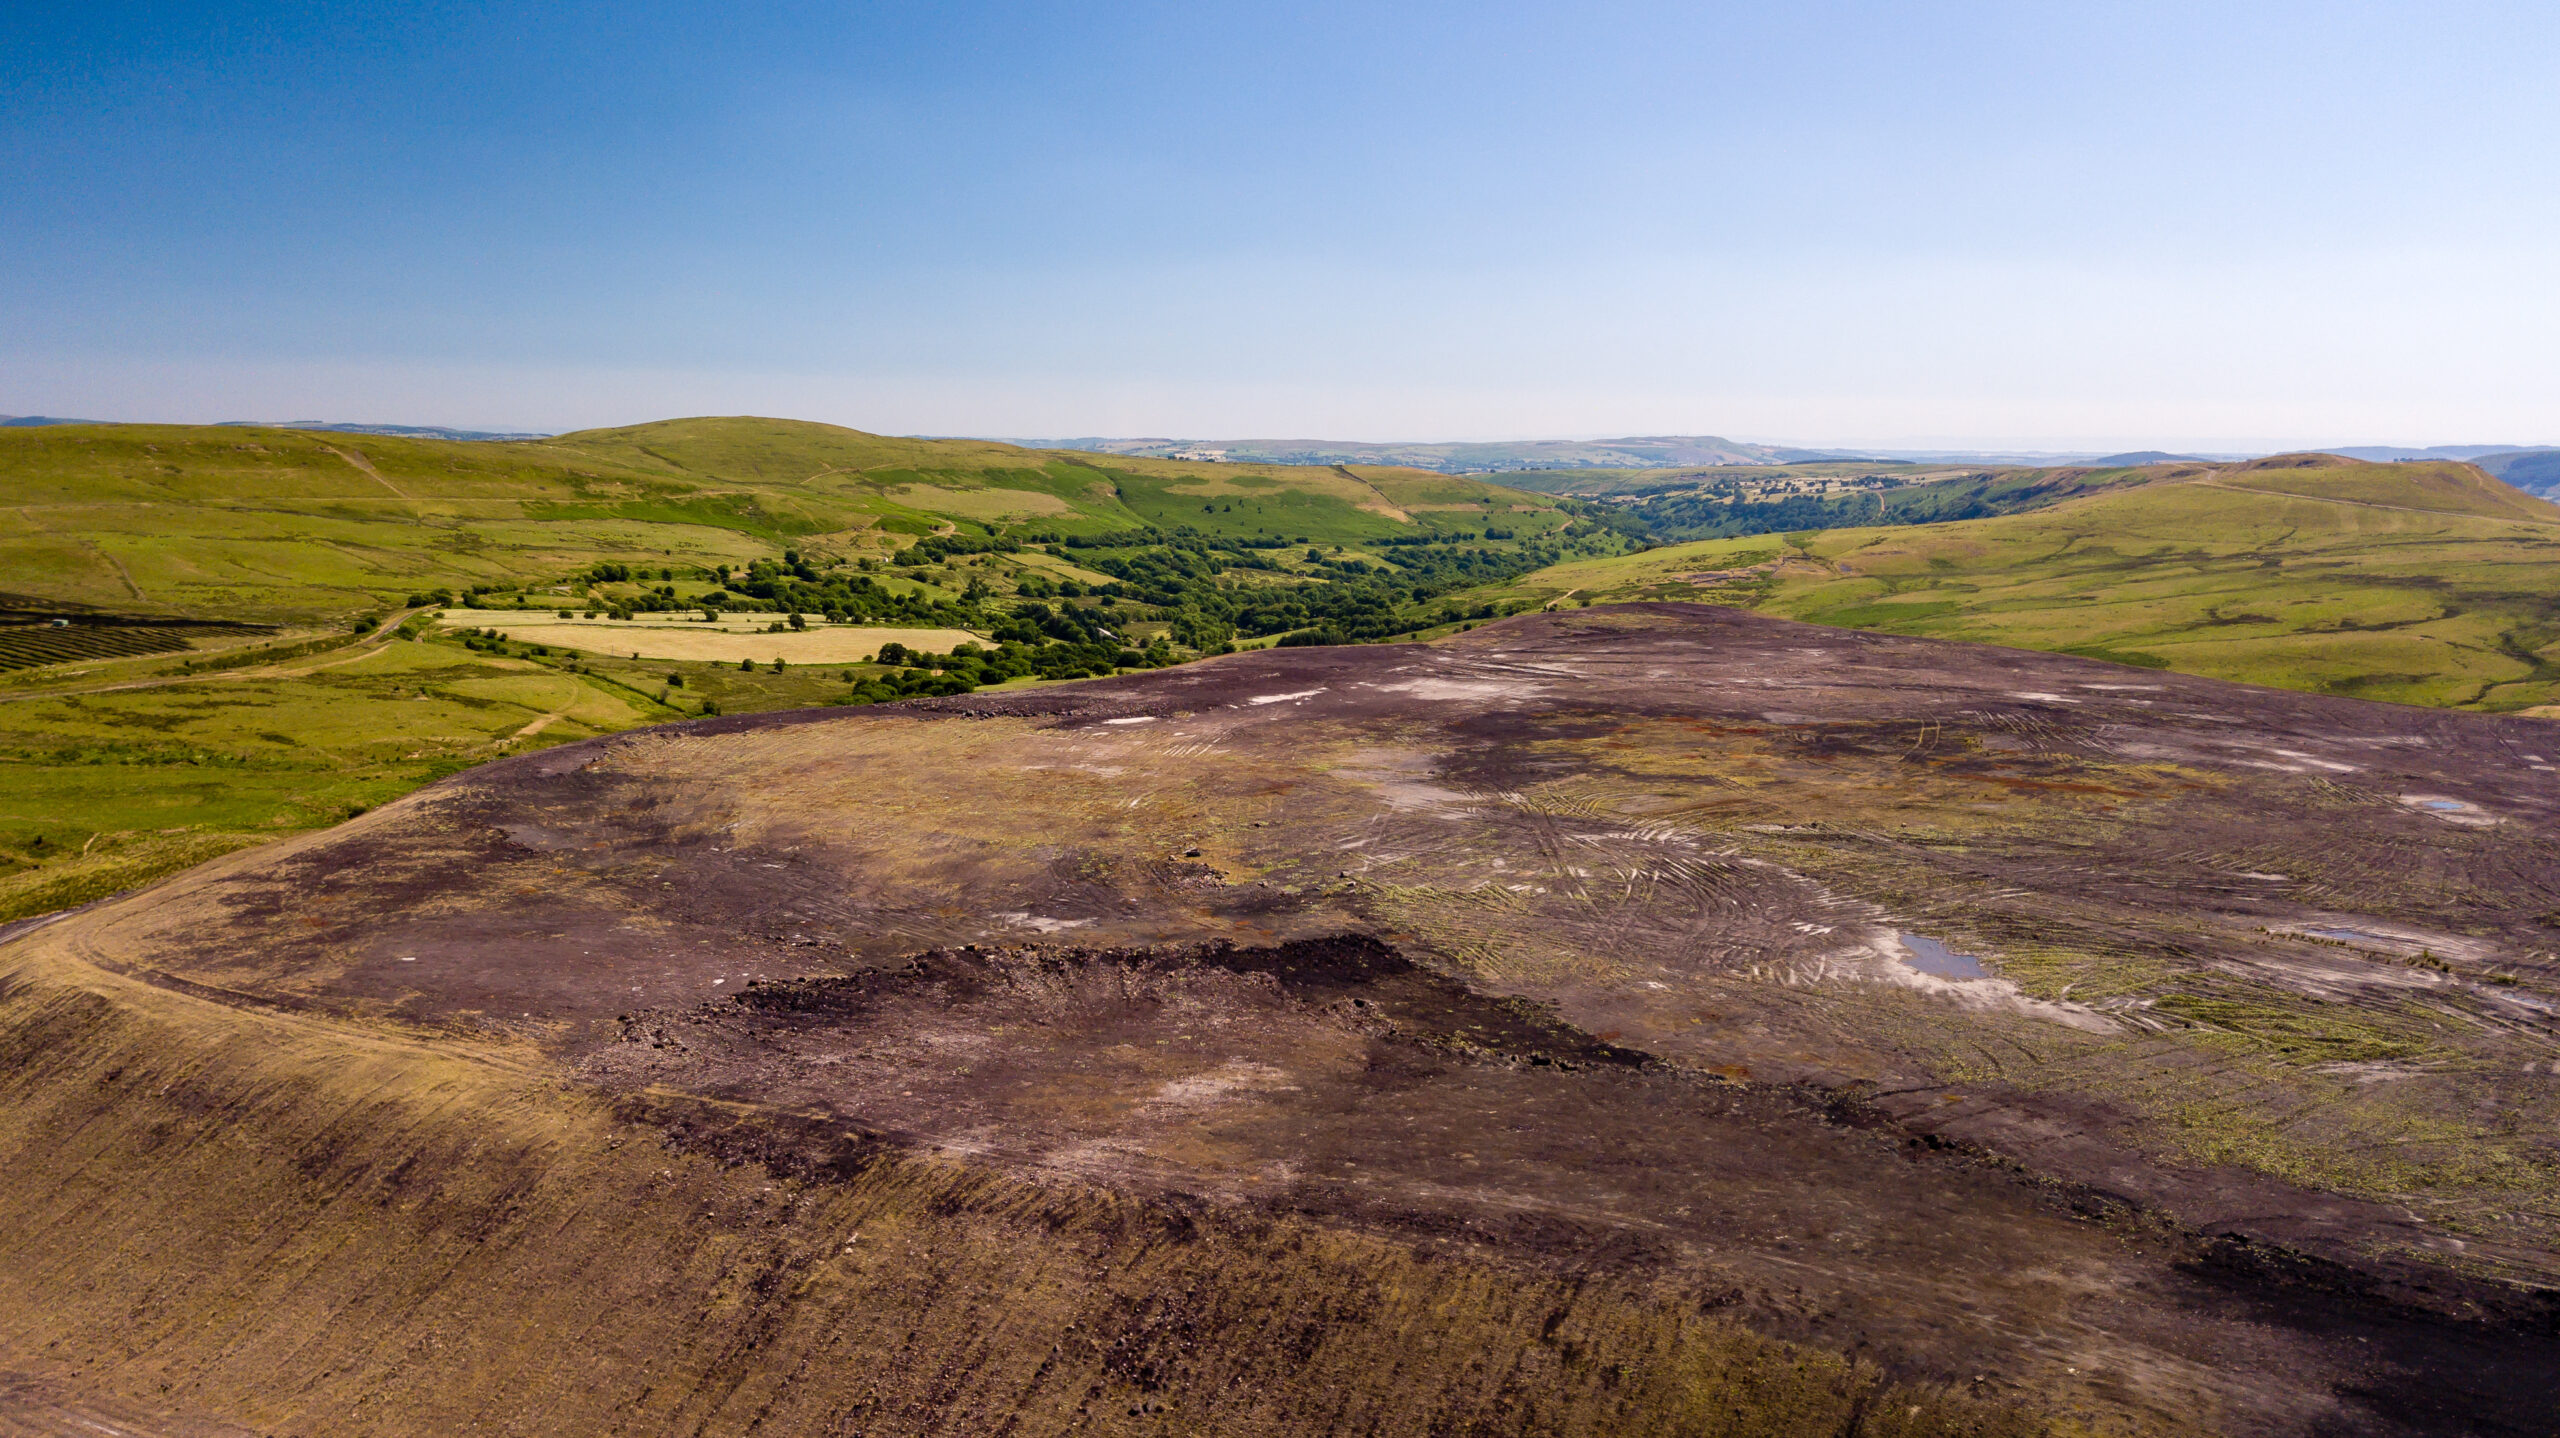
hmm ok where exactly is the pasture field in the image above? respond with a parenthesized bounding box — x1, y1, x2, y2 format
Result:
(1465, 455, 2560, 711)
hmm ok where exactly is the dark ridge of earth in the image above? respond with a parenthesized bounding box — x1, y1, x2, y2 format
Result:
(8, 604, 2560, 1437)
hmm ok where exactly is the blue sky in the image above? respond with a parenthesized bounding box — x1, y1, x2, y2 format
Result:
(4, 1, 2555, 446)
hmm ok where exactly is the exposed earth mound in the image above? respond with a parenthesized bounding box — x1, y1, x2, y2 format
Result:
(4, 605, 2557, 1436)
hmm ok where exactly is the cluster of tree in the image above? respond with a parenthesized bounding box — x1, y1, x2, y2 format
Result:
(1056, 530, 1615, 647)
(581, 562, 683, 584)
(450, 626, 553, 657)
(712, 550, 989, 627)
(588, 583, 694, 617)
(839, 633, 1175, 706)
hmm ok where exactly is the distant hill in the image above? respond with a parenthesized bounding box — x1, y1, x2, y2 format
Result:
(5, 415, 548, 439)
(2323, 443, 2548, 462)
(215, 420, 551, 441)
(2472, 448, 2560, 497)
(2088, 451, 2205, 465)
(1460, 452, 2560, 711)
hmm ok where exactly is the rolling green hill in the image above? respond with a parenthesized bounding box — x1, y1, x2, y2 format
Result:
(0, 417, 1572, 624)
(1458, 453, 2560, 712)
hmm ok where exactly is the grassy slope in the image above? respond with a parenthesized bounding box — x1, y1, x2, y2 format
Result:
(0, 418, 1578, 909)
(1470, 455, 2560, 711)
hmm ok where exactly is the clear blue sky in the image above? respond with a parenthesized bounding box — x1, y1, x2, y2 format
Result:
(5, 1, 2555, 446)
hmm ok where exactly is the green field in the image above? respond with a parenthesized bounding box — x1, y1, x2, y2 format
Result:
(0, 418, 1619, 909)
(1460, 454, 2560, 712)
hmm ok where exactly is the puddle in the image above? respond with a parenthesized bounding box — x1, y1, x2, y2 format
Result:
(2397, 793, 2493, 825)
(1896, 933, 1990, 979)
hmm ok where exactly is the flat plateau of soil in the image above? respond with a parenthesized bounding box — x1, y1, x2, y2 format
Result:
(7, 605, 2558, 1437)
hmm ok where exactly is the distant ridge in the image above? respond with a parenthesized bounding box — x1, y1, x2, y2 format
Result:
(2088, 451, 2207, 466)
(216, 420, 551, 441)
(2325, 443, 2544, 462)
(1030, 434, 1812, 472)
(1016, 435, 2276, 471)
(2471, 448, 2560, 497)
(3, 415, 550, 440)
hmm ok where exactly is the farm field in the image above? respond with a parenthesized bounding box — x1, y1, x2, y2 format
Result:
(432, 609, 987, 664)
(1464, 454, 2560, 711)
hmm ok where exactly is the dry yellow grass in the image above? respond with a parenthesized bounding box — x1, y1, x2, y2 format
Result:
(435, 609, 984, 662)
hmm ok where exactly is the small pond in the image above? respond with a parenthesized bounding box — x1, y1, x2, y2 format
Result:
(1896, 933, 1989, 980)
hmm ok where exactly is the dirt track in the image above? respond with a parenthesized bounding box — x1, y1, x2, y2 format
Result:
(7, 605, 2559, 1436)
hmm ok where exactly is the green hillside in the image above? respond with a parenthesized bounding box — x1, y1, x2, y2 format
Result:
(0, 418, 1620, 915)
(0, 417, 1570, 624)
(1458, 453, 2560, 712)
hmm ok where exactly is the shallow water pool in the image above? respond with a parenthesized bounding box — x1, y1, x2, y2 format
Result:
(1896, 933, 1989, 980)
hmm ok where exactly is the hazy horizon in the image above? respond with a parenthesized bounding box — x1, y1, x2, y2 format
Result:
(8, 408, 2550, 457)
